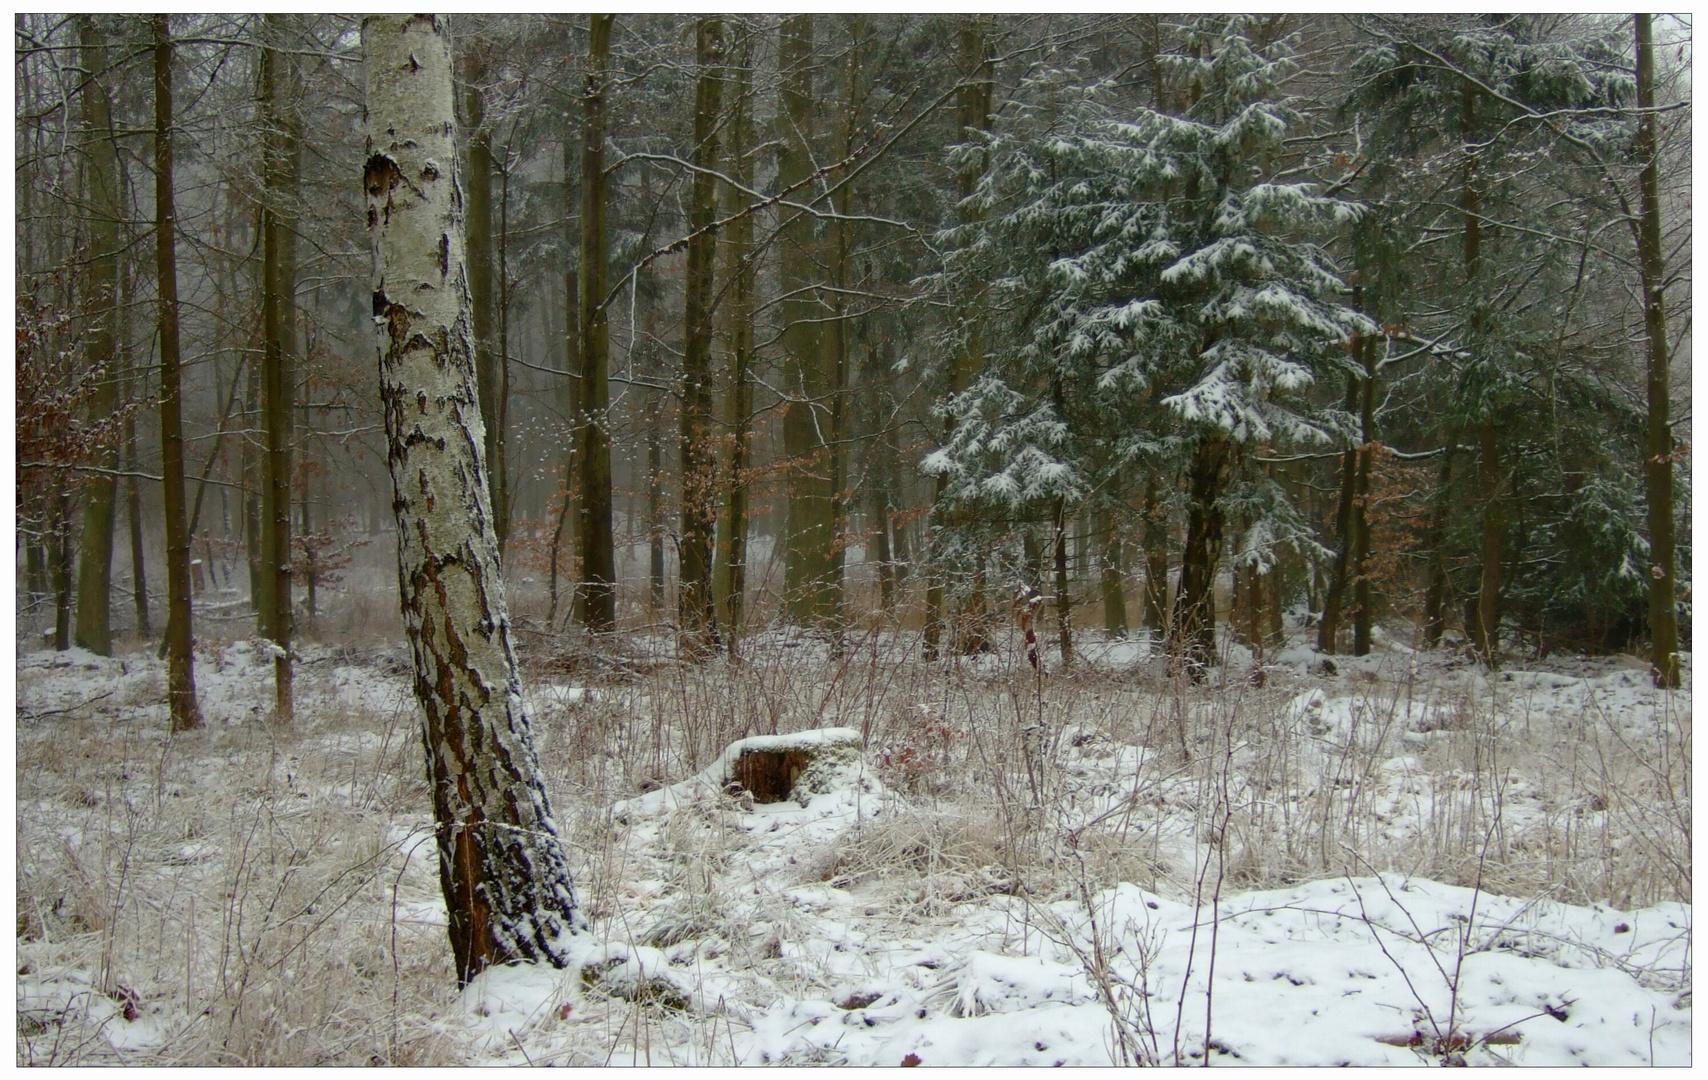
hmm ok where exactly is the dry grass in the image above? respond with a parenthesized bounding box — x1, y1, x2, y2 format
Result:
(14, 616, 1690, 1065)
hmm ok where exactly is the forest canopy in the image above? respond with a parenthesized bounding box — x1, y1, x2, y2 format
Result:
(16, 13, 1691, 681)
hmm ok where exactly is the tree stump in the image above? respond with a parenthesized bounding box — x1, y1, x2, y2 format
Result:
(730, 748, 811, 803)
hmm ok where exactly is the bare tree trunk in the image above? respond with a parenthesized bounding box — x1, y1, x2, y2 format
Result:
(678, 16, 725, 656)
(647, 412, 665, 614)
(259, 16, 299, 719)
(1472, 422, 1503, 665)
(73, 14, 121, 656)
(125, 379, 150, 637)
(362, 13, 582, 986)
(1170, 433, 1230, 679)
(1100, 509, 1128, 638)
(1053, 498, 1073, 667)
(1350, 328, 1377, 657)
(463, 54, 504, 556)
(1318, 368, 1359, 654)
(1142, 477, 1169, 638)
(1420, 446, 1452, 648)
(575, 15, 616, 631)
(776, 15, 837, 628)
(547, 96, 581, 627)
(154, 13, 201, 732)
(926, 17, 995, 658)
(52, 491, 74, 651)
(717, 29, 756, 650)
(823, 16, 862, 650)
(1635, 14, 1680, 689)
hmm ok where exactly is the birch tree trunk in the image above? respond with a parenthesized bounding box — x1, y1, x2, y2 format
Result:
(154, 13, 201, 731)
(362, 13, 582, 986)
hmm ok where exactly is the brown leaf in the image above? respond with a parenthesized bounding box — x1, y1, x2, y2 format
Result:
(901, 1052, 922, 1067)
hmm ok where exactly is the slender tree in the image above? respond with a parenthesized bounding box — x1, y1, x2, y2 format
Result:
(716, 25, 757, 652)
(259, 14, 300, 719)
(575, 14, 616, 631)
(462, 47, 504, 554)
(154, 13, 201, 731)
(72, 14, 121, 656)
(1634, 14, 1680, 689)
(678, 16, 726, 655)
(362, 12, 583, 986)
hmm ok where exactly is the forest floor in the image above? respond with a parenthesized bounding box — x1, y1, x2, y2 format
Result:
(15, 613, 1692, 1065)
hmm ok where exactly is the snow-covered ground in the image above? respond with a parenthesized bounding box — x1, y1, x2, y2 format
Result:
(15, 624, 1691, 1065)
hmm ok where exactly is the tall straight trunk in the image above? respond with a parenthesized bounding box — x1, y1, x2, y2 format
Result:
(776, 15, 836, 627)
(243, 339, 265, 618)
(822, 17, 862, 647)
(73, 14, 121, 656)
(548, 101, 581, 626)
(1472, 422, 1503, 664)
(1100, 509, 1129, 638)
(678, 17, 726, 655)
(575, 14, 616, 631)
(1318, 365, 1360, 654)
(1460, 79, 1502, 667)
(362, 13, 582, 987)
(647, 412, 665, 613)
(125, 362, 150, 637)
(52, 491, 73, 651)
(1421, 446, 1453, 648)
(463, 58, 504, 555)
(1142, 477, 1169, 636)
(926, 16, 995, 658)
(154, 13, 201, 732)
(1170, 433, 1230, 678)
(1350, 329, 1377, 656)
(717, 29, 756, 647)
(301, 395, 315, 631)
(259, 16, 299, 719)
(1635, 14, 1680, 689)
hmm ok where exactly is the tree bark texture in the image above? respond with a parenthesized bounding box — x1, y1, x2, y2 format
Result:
(1170, 433, 1230, 678)
(260, 15, 300, 719)
(1635, 14, 1680, 689)
(1100, 510, 1129, 638)
(1350, 329, 1377, 656)
(678, 16, 725, 656)
(1142, 477, 1169, 636)
(575, 14, 616, 631)
(155, 13, 201, 731)
(1421, 446, 1452, 648)
(1318, 366, 1360, 654)
(1053, 498, 1073, 667)
(1473, 421, 1503, 665)
(717, 30, 756, 649)
(73, 14, 120, 656)
(776, 15, 838, 629)
(462, 54, 504, 555)
(362, 12, 583, 986)
(926, 15, 997, 659)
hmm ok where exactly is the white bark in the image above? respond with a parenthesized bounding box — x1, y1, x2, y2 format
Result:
(362, 13, 580, 985)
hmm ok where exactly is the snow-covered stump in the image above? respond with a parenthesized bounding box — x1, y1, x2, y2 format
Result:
(614, 727, 865, 818)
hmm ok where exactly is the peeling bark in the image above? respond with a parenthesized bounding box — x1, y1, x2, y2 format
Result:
(362, 13, 582, 987)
